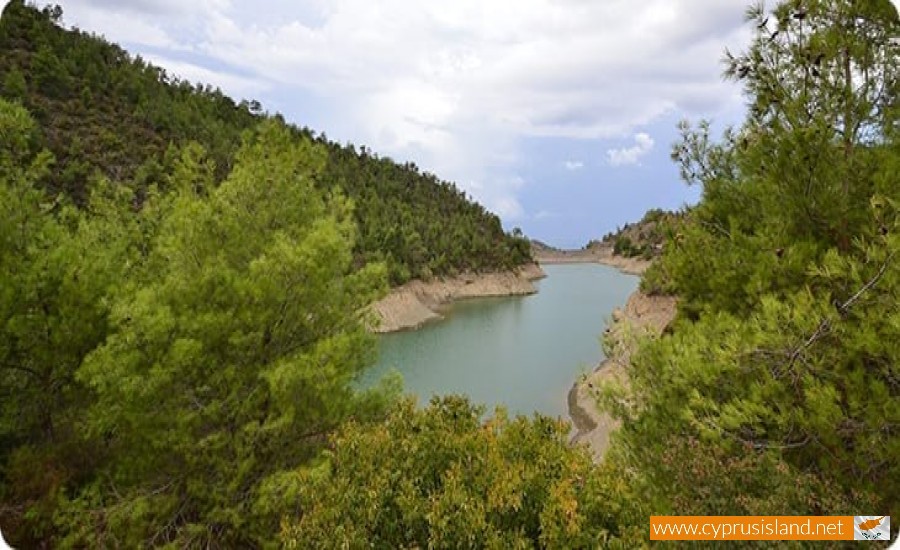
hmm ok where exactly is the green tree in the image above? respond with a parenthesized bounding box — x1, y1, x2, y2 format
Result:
(32, 44, 70, 98)
(55, 122, 390, 548)
(2, 68, 26, 99)
(282, 396, 644, 549)
(603, 0, 900, 531)
(0, 99, 137, 544)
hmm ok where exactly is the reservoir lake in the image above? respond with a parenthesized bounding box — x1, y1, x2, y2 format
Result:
(362, 264, 639, 418)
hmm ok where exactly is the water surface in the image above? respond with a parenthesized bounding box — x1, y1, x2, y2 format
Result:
(362, 264, 638, 417)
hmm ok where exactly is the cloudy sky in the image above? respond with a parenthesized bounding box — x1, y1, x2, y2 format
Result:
(21, 0, 771, 246)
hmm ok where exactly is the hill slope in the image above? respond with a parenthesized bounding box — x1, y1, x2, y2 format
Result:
(590, 208, 683, 260)
(0, 1, 530, 284)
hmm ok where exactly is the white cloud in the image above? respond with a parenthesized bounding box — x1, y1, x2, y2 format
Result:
(65, 0, 228, 17)
(141, 0, 749, 151)
(62, 6, 184, 50)
(141, 55, 270, 99)
(53, 0, 751, 221)
(490, 195, 525, 221)
(607, 133, 655, 167)
(563, 160, 584, 171)
(457, 174, 525, 223)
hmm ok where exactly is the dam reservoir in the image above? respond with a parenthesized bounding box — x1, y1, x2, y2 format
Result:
(363, 264, 639, 417)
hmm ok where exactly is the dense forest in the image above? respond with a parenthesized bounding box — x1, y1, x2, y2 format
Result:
(1, 0, 898, 547)
(0, 0, 530, 286)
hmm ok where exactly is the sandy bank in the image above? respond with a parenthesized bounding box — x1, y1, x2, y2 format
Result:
(533, 245, 650, 276)
(368, 263, 546, 333)
(568, 290, 676, 461)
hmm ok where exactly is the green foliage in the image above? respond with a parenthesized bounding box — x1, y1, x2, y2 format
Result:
(638, 259, 676, 295)
(612, 233, 654, 259)
(2, 67, 26, 99)
(610, 232, 899, 502)
(281, 396, 644, 549)
(626, 434, 879, 550)
(612, 235, 634, 256)
(612, 0, 900, 534)
(0, 103, 400, 547)
(0, 1, 530, 282)
(0, 99, 137, 543)
(639, 208, 666, 225)
(5, 0, 897, 546)
(602, 207, 681, 262)
(59, 123, 390, 547)
(0, 4, 531, 540)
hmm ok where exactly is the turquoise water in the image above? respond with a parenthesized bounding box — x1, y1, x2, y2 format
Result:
(361, 264, 639, 418)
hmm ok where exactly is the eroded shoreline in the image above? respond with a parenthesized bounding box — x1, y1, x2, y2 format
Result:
(567, 289, 676, 461)
(368, 263, 546, 333)
(368, 252, 672, 464)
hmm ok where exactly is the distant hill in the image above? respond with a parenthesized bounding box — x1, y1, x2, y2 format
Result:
(528, 239, 559, 255)
(589, 208, 684, 260)
(530, 209, 683, 262)
(0, 1, 530, 285)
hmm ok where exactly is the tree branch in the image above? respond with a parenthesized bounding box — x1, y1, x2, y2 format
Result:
(788, 250, 895, 368)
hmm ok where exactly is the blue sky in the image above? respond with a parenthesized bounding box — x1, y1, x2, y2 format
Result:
(16, 0, 868, 248)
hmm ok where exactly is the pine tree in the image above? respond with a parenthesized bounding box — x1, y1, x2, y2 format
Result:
(54, 122, 390, 547)
(607, 0, 900, 522)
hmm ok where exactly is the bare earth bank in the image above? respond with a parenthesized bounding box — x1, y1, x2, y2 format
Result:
(368, 263, 546, 333)
(568, 290, 677, 462)
(533, 244, 650, 276)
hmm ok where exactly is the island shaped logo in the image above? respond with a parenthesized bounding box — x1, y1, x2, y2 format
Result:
(854, 516, 890, 541)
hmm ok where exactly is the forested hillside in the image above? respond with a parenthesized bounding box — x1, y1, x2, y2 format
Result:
(0, 0, 530, 284)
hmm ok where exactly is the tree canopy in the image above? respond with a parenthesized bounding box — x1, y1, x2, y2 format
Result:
(281, 397, 644, 549)
(0, 0, 531, 286)
(0, 104, 399, 546)
(609, 0, 900, 529)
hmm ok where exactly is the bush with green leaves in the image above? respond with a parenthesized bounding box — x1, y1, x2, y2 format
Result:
(281, 396, 644, 549)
